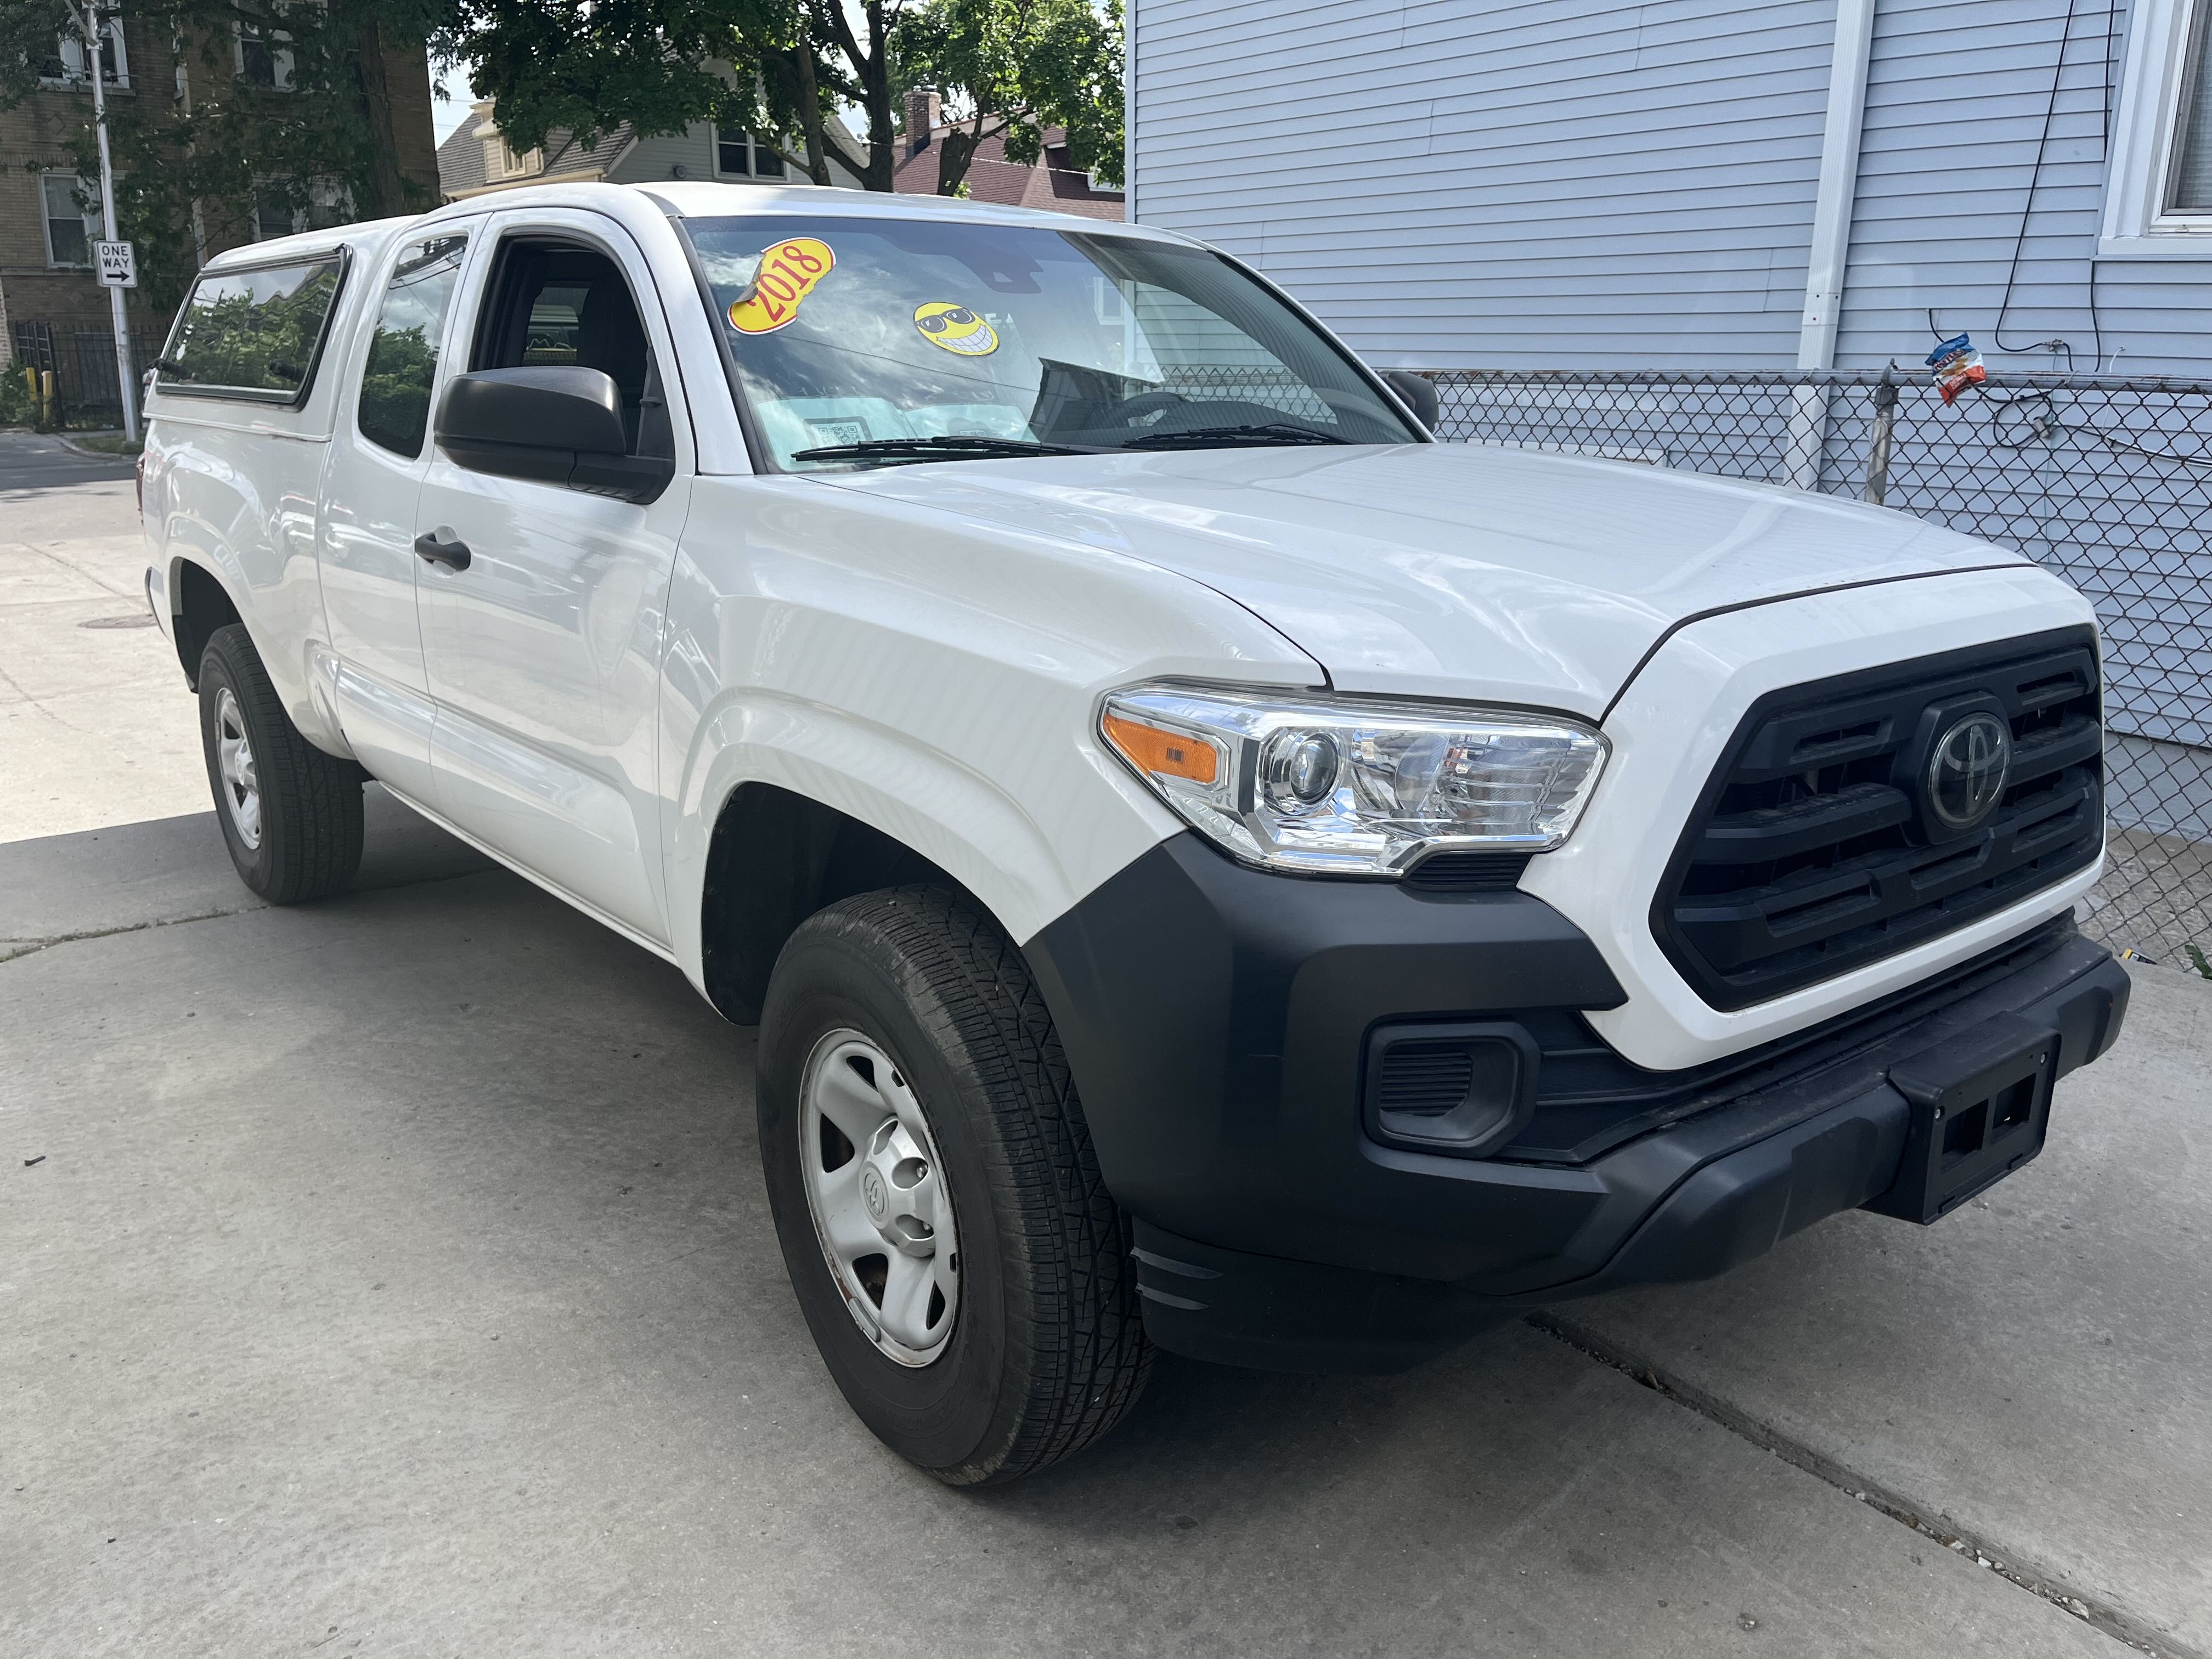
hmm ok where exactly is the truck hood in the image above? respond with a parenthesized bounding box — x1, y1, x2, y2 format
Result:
(827, 443, 2023, 718)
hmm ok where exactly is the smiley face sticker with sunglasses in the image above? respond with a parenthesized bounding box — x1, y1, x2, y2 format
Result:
(912, 301, 1000, 356)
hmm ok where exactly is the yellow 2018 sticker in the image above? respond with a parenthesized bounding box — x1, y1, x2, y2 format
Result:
(913, 301, 998, 356)
(726, 238, 836, 334)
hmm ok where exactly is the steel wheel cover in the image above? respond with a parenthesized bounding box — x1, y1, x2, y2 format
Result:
(799, 1029, 961, 1367)
(215, 686, 262, 850)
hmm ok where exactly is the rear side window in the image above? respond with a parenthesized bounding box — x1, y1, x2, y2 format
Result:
(357, 234, 468, 458)
(157, 252, 346, 404)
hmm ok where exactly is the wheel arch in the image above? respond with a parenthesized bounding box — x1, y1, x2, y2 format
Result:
(169, 556, 245, 690)
(698, 781, 994, 1023)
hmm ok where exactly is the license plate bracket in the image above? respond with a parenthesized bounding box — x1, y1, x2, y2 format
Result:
(1864, 1012, 2059, 1224)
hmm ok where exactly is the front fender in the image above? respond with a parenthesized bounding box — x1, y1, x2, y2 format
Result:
(657, 473, 1329, 997)
(666, 687, 1178, 995)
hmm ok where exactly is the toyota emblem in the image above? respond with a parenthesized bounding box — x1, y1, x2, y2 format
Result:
(1925, 712, 2012, 831)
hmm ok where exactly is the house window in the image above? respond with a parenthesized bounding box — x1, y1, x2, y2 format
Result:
(482, 135, 541, 180)
(41, 173, 97, 268)
(256, 190, 302, 242)
(2172, 1, 2212, 212)
(2103, 0, 2212, 249)
(252, 179, 350, 241)
(236, 21, 296, 91)
(43, 20, 128, 87)
(715, 128, 785, 178)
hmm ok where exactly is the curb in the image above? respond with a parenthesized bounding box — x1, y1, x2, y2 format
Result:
(53, 432, 138, 460)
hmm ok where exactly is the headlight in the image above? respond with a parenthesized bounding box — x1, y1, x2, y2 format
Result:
(1100, 686, 1608, 876)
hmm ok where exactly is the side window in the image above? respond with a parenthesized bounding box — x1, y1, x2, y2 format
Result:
(158, 253, 346, 403)
(471, 238, 672, 459)
(357, 233, 467, 458)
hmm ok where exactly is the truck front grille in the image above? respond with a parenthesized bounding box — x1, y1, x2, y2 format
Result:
(1653, 628, 2103, 1011)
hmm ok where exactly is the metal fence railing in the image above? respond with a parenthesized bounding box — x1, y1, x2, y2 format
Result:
(9, 320, 162, 430)
(1423, 368, 2211, 970)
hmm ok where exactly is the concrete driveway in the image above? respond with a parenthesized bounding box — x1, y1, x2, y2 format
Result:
(4, 458, 2207, 1657)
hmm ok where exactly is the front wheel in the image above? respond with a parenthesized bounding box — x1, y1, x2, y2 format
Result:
(758, 887, 1153, 1484)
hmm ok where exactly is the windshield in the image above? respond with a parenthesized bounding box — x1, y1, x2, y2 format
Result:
(678, 215, 1423, 469)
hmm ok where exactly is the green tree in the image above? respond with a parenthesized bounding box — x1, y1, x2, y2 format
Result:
(0, 0, 453, 315)
(455, 0, 900, 190)
(454, 0, 1122, 197)
(891, 0, 1121, 199)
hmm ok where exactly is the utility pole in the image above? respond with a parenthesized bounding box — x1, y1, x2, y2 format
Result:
(77, 0, 139, 442)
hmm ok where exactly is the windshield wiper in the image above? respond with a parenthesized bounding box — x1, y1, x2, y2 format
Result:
(1123, 422, 1348, 449)
(791, 435, 1087, 465)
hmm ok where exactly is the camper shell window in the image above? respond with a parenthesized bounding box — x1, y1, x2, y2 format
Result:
(156, 250, 349, 405)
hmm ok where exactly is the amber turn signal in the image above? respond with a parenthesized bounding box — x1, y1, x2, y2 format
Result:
(1103, 712, 1218, 785)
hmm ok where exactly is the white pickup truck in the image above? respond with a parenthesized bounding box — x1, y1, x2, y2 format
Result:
(142, 182, 2128, 1485)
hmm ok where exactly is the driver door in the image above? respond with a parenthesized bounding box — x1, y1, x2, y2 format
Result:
(414, 209, 693, 945)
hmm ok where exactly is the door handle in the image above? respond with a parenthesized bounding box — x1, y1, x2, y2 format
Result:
(413, 531, 472, 572)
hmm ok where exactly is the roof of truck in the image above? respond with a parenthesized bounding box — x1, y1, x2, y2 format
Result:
(632, 180, 1184, 239)
(197, 215, 423, 273)
(193, 183, 1195, 281)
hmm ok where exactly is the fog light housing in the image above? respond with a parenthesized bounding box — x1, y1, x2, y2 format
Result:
(1363, 1022, 1541, 1158)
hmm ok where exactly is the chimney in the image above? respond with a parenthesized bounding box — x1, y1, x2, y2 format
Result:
(905, 88, 940, 156)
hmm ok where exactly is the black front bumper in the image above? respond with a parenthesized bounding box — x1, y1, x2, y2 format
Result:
(1024, 835, 2130, 1373)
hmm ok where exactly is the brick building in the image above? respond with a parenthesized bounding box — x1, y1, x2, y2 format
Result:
(2, 14, 436, 400)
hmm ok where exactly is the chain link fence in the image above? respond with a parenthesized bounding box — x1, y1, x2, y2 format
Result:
(1422, 368, 2210, 969)
(9, 320, 161, 430)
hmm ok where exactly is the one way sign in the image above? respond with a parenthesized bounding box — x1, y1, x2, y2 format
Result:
(94, 240, 137, 289)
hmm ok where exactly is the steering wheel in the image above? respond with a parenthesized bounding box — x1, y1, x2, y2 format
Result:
(1110, 389, 1192, 425)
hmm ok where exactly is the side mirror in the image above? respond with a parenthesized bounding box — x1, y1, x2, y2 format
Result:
(1381, 369, 1440, 435)
(435, 366, 673, 504)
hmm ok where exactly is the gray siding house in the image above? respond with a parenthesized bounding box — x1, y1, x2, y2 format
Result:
(1127, 0, 2212, 377)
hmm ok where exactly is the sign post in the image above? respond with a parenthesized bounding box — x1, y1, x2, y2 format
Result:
(76, 1, 138, 443)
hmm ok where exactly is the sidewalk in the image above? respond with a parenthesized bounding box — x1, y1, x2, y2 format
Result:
(0, 433, 204, 840)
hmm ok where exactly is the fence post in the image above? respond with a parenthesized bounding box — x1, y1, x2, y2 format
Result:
(1862, 369, 1898, 505)
(1783, 382, 1829, 490)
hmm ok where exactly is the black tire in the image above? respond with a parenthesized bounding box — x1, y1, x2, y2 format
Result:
(758, 885, 1153, 1484)
(198, 623, 364, 903)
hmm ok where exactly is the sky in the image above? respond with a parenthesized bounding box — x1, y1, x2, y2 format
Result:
(433, 60, 475, 144)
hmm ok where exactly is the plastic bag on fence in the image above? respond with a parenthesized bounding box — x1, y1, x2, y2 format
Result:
(1925, 334, 1987, 404)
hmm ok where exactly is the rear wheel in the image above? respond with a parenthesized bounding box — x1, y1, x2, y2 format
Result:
(197, 623, 363, 902)
(758, 885, 1153, 1484)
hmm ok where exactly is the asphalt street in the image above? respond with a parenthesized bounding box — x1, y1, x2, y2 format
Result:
(0, 430, 138, 492)
(3, 435, 2206, 1657)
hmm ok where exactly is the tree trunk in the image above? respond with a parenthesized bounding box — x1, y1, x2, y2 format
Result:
(777, 49, 834, 186)
(856, 2, 896, 190)
(815, 0, 896, 190)
(934, 119, 989, 197)
(353, 18, 407, 218)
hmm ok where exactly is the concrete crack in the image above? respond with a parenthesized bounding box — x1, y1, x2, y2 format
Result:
(1, 906, 255, 964)
(1529, 1311, 2185, 1659)
(1, 867, 497, 964)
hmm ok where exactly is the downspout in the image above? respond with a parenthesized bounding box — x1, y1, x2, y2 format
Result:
(1785, 0, 1878, 488)
(1124, 0, 1137, 221)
